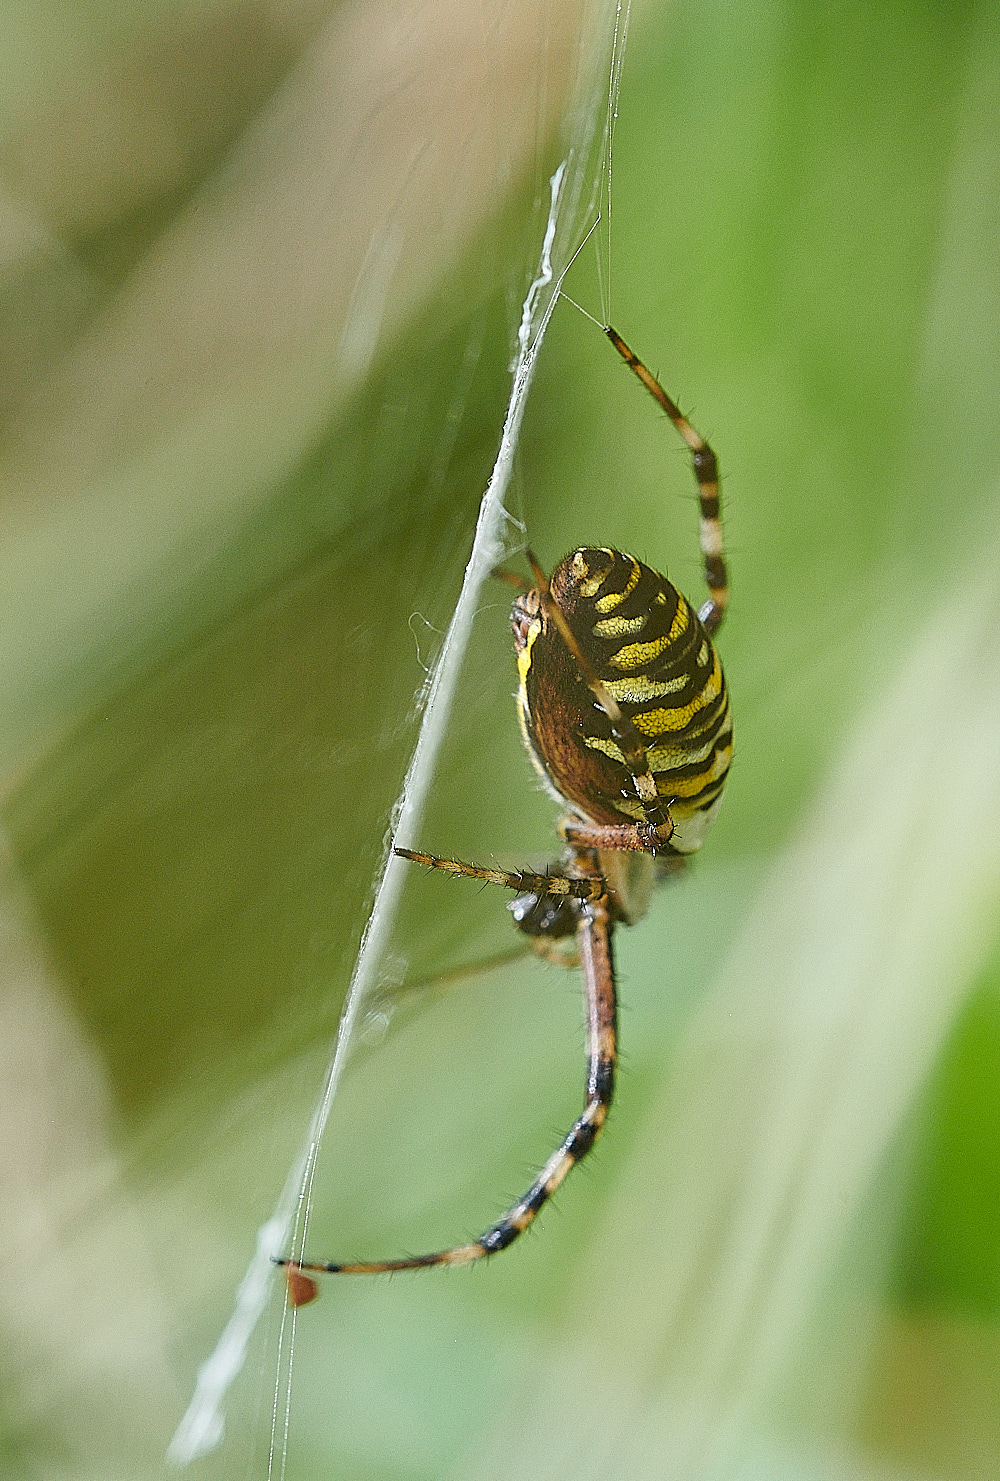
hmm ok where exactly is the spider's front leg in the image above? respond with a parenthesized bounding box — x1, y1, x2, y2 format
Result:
(394, 844, 604, 963)
(396, 841, 626, 965)
(275, 844, 617, 1301)
(391, 847, 605, 905)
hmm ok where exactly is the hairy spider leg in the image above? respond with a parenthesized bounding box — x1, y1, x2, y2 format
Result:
(390, 848, 605, 901)
(276, 852, 614, 1295)
(604, 327, 728, 636)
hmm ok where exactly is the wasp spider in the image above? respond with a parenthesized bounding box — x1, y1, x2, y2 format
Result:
(278, 326, 732, 1306)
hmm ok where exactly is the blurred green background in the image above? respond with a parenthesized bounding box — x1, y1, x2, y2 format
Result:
(1, 0, 998, 1477)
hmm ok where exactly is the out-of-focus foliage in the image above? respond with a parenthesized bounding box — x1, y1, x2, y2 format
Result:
(1, 0, 998, 1478)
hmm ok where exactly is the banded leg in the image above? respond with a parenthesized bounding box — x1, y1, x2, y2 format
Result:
(393, 847, 605, 903)
(275, 871, 616, 1298)
(397, 844, 597, 964)
(605, 326, 728, 636)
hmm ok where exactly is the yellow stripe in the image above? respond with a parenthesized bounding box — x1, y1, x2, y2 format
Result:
(576, 548, 615, 598)
(631, 655, 722, 734)
(516, 614, 542, 690)
(610, 598, 689, 670)
(610, 634, 672, 671)
(680, 696, 731, 742)
(593, 614, 646, 638)
(593, 556, 640, 612)
(604, 674, 689, 703)
(584, 704, 729, 773)
(645, 731, 722, 772)
(583, 735, 627, 765)
(653, 742, 733, 796)
(668, 601, 690, 642)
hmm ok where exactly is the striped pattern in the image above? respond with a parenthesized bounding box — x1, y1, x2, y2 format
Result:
(392, 848, 604, 902)
(605, 326, 728, 635)
(275, 329, 732, 1299)
(276, 893, 615, 1288)
(519, 547, 732, 855)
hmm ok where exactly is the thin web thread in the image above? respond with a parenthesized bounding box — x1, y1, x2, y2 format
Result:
(168, 159, 572, 1469)
(597, 0, 632, 327)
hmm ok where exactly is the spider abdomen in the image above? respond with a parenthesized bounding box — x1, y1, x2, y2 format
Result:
(513, 547, 732, 853)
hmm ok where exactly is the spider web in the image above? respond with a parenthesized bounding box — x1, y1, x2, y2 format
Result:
(168, 3, 632, 1466)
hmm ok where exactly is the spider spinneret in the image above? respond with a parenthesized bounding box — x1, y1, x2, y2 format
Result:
(277, 325, 732, 1305)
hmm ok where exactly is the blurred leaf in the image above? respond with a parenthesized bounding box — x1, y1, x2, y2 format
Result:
(897, 958, 1000, 1318)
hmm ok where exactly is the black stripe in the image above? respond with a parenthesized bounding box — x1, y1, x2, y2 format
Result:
(704, 554, 727, 589)
(480, 1222, 520, 1253)
(591, 1057, 615, 1103)
(693, 447, 718, 483)
(567, 1118, 599, 1159)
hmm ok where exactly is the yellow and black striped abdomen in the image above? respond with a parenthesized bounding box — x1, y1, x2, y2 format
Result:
(513, 547, 732, 854)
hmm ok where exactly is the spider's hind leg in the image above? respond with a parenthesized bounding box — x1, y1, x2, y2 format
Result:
(276, 882, 617, 1289)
